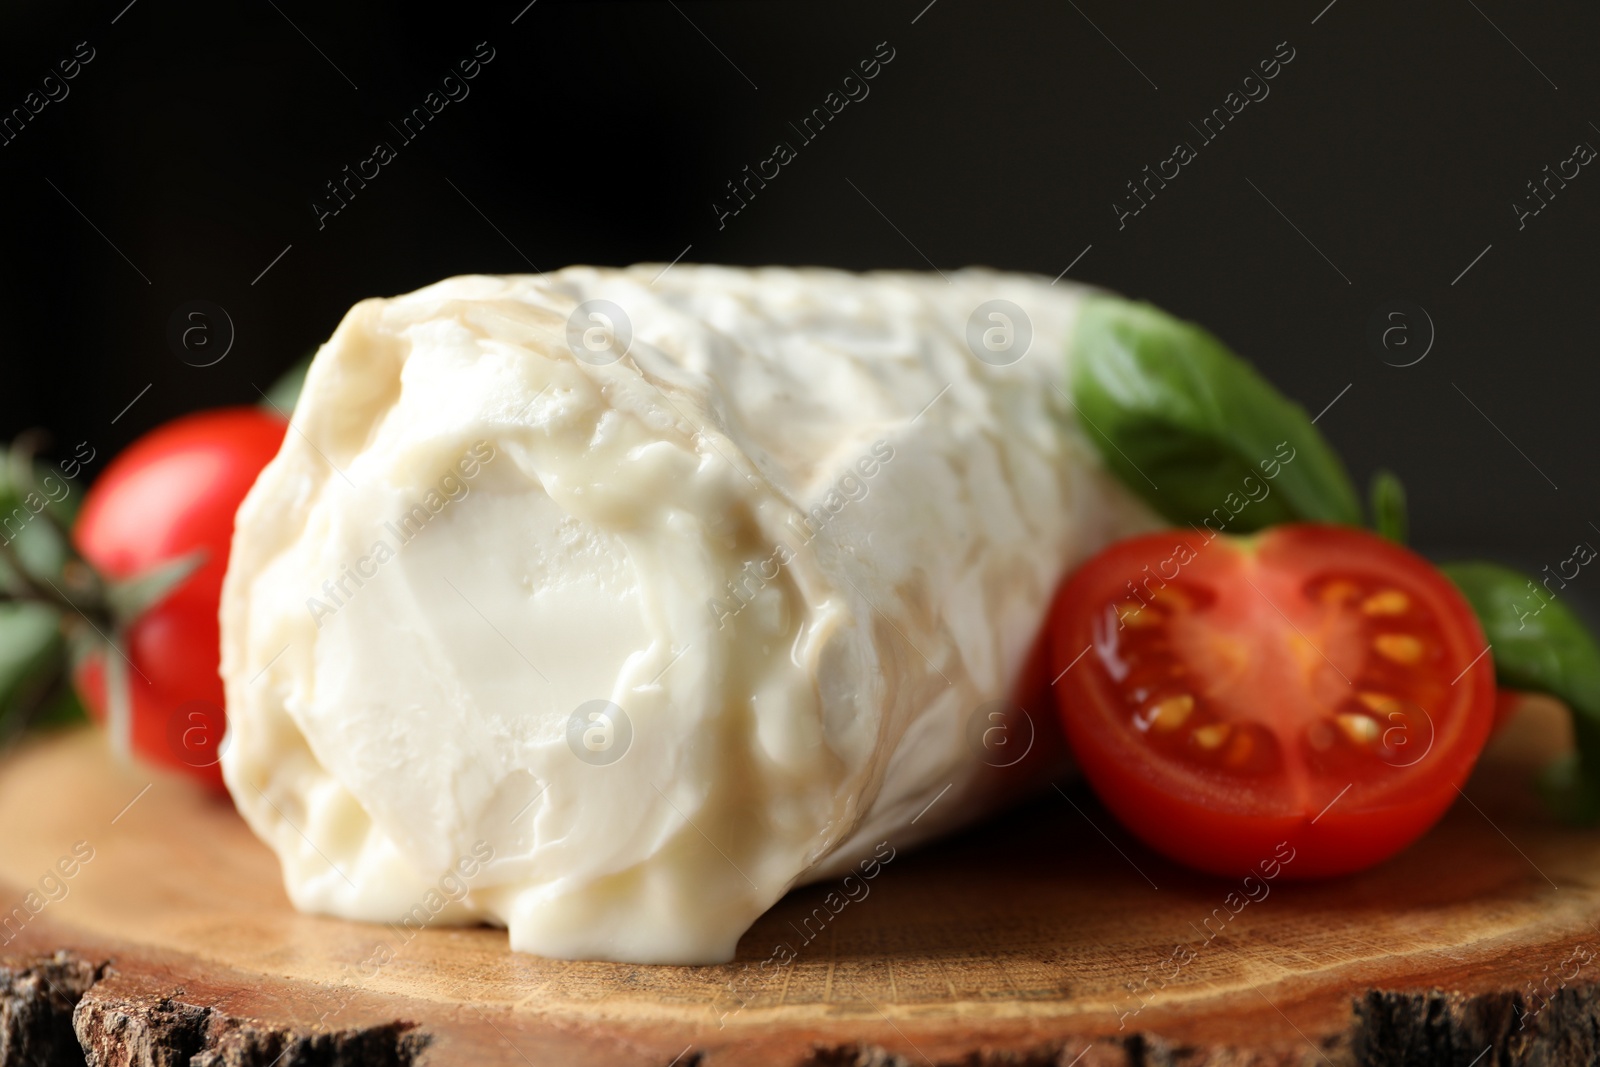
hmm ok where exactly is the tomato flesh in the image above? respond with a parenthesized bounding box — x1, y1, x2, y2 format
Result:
(73, 407, 287, 791)
(1051, 524, 1495, 878)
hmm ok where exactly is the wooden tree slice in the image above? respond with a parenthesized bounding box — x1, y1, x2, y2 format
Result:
(2, 699, 1598, 1066)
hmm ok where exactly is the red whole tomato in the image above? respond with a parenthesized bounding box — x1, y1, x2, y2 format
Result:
(72, 407, 286, 791)
(1050, 524, 1496, 879)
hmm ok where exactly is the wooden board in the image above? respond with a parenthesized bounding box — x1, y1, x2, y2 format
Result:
(2, 699, 1599, 1067)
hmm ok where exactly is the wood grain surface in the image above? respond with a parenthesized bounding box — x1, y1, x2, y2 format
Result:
(1, 698, 1598, 1066)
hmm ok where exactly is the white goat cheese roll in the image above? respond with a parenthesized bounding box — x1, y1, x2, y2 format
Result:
(220, 265, 1150, 964)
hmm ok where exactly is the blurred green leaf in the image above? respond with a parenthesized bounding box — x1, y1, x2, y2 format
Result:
(0, 442, 99, 746)
(1443, 560, 1600, 823)
(262, 353, 313, 415)
(1369, 469, 1408, 544)
(0, 601, 69, 744)
(0, 603, 61, 692)
(106, 549, 207, 624)
(0, 452, 83, 593)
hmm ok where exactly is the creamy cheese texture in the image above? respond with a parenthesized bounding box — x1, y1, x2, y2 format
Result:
(220, 265, 1151, 964)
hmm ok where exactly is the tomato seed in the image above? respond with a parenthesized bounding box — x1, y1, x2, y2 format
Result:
(1361, 589, 1410, 616)
(1357, 691, 1403, 715)
(1317, 579, 1359, 604)
(1373, 633, 1424, 664)
(1147, 694, 1194, 731)
(1120, 606, 1162, 628)
(1337, 712, 1381, 744)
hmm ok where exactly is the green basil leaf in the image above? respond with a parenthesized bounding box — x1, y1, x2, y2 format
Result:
(1069, 297, 1361, 532)
(1441, 559, 1600, 823)
(1369, 469, 1408, 544)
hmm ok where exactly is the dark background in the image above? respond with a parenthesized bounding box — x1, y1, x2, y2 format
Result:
(1, 0, 1594, 567)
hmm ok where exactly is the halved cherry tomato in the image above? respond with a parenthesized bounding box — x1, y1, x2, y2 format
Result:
(1050, 524, 1496, 879)
(73, 407, 287, 791)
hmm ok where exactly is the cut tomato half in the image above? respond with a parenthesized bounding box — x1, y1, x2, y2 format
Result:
(1050, 524, 1496, 878)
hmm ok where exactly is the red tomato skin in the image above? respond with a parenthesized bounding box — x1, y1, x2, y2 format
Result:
(72, 407, 287, 790)
(1065, 739, 1461, 880)
(1051, 524, 1497, 880)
